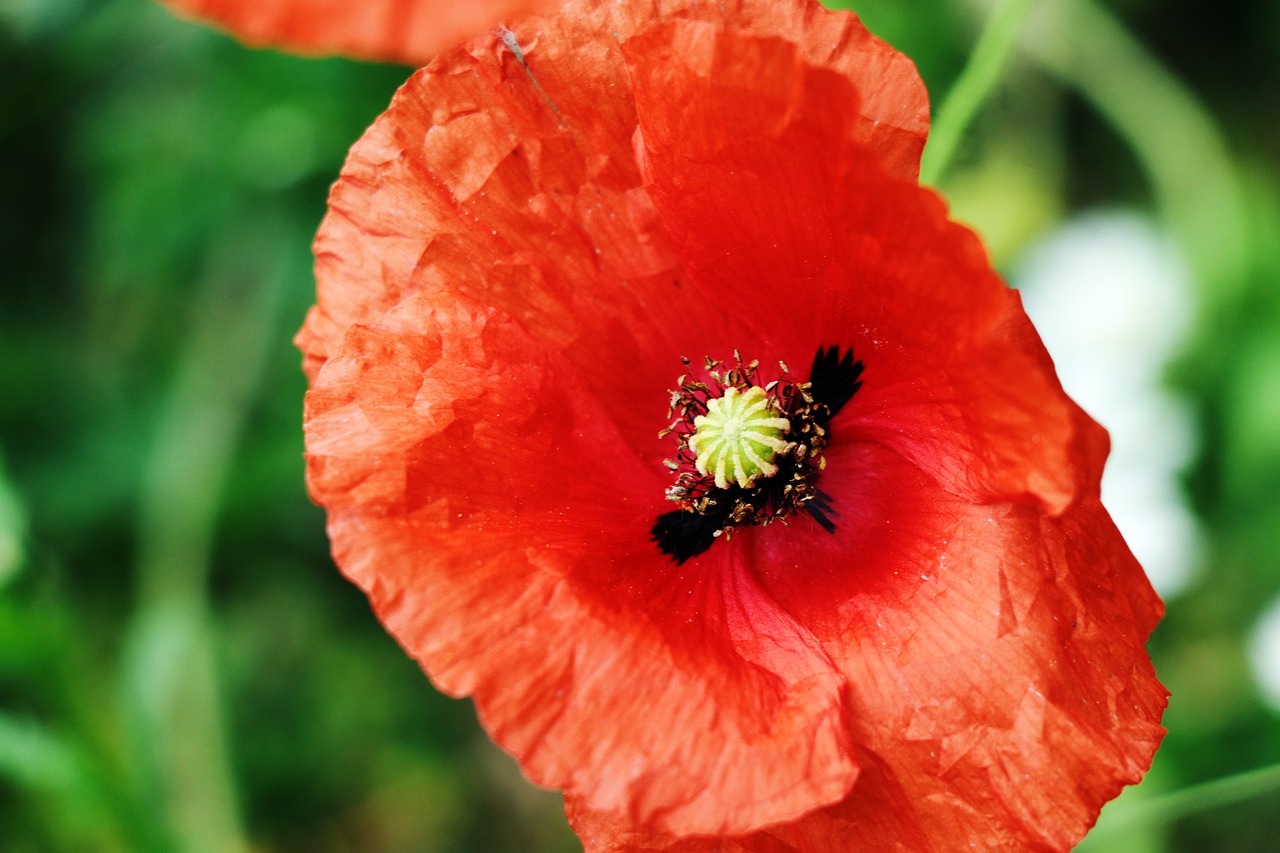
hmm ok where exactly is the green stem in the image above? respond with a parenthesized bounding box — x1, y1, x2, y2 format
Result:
(918, 0, 1034, 186)
(122, 215, 295, 853)
(1020, 0, 1248, 311)
(1093, 763, 1280, 835)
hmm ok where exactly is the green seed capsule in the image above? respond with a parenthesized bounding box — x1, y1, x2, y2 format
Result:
(688, 386, 791, 489)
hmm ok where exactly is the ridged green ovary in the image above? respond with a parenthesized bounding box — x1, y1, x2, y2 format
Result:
(688, 386, 791, 489)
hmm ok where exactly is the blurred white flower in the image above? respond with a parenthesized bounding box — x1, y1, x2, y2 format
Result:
(1014, 212, 1201, 599)
(1249, 596, 1280, 710)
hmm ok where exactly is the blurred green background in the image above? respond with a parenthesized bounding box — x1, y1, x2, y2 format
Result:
(0, 0, 1276, 850)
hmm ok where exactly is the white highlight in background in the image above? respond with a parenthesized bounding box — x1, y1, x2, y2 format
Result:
(1250, 598, 1280, 710)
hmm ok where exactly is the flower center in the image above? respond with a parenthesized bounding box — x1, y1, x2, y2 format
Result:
(689, 386, 791, 489)
(651, 346, 864, 564)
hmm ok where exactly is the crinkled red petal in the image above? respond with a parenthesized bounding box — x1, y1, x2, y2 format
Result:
(306, 287, 859, 835)
(568, 451, 1165, 852)
(295, 0, 928, 380)
(159, 0, 552, 65)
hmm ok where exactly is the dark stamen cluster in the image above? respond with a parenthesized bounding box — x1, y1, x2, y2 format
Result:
(652, 346, 863, 564)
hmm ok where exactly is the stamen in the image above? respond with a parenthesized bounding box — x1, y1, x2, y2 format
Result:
(651, 346, 863, 563)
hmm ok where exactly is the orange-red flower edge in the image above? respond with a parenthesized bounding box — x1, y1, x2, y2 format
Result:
(159, 0, 554, 65)
(300, 0, 1167, 849)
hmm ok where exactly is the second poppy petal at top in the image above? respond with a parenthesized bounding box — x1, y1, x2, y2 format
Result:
(159, 0, 557, 65)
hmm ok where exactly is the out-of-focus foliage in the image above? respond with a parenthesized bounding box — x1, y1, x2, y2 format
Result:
(0, 0, 1276, 850)
(0, 1, 575, 850)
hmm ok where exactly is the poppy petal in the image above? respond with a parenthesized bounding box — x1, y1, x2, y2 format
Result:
(306, 286, 861, 836)
(296, 2, 674, 381)
(750, 445, 1165, 850)
(296, 0, 927, 380)
(568, 444, 1165, 851)
(158, 0, 553, 65)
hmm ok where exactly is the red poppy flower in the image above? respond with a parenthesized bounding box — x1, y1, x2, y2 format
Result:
(159, 0, 554, 65)
(300, 0, 1167, 849)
